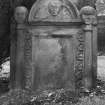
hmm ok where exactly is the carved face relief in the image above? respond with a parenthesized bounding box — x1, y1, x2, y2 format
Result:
(48, 0, 62, 16)
(14, 7, 28, 24)
(82, 14, 95, 24)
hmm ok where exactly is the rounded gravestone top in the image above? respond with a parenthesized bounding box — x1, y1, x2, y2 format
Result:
(80, 6, 96, 16)
(28, 0, 79, 22)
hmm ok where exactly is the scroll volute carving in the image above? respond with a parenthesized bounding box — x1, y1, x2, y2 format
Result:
(14, 6, 28, 24)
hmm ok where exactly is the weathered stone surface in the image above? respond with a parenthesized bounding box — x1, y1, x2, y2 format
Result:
(14, 6, 28, 24)
(24, 29, 32, 89)
(28, 0, 79, 22)
(0, 0, 97, 64)
(96, 0, 105, 16)
(30, 27, 81, 91)
(11, 1, 97, 92)
(75, 30, 85, 89)
(80, 6, 97, 89)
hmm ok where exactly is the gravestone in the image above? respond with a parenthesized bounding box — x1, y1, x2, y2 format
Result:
(10, 0, 97, 92)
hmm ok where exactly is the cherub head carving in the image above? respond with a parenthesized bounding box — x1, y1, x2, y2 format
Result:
(14, 6, 28, 24)
(80, 6, 96, 25)
(48, 0, 62, 16)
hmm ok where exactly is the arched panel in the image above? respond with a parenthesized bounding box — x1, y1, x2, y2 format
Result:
(28, 0, 79, 22)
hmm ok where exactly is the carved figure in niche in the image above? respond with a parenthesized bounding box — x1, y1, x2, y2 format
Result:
(14, 6, 28, 24)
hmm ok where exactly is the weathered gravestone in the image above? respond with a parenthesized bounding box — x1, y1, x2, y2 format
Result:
(10, 0, 97, 92)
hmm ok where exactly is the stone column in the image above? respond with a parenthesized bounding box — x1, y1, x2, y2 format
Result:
(80, 6, 97, 90)
(13, 6, 28, 89)
(10, 20, 17, 89)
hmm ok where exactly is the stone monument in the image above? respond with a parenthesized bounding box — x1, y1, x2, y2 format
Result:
(10, 0, 97, 92)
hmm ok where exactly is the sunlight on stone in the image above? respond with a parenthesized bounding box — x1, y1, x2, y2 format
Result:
(0, 58, 10, 78)
(98, 56, 105, 81)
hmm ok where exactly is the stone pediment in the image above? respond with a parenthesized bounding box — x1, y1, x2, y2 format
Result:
(28, 0, 79, 22)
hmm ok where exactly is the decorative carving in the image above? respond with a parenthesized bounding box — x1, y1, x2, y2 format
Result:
(28, 0, 79, 22)
(77, 43, 84, 51)
(14, 6, 28, 24)
(76, 51, 84, 61)
(48, 0, 61, 16)
(24, 30, 32, 89)
(76, 61, 84, 70)
(80, 6, 96, 25)
(77, 34, 84, 42)
(75, 30, 85, 89)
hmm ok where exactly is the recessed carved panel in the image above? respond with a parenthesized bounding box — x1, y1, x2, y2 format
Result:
(32, 36, 75, 90)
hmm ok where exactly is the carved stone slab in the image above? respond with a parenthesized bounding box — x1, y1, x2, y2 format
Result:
(24, 26, 84, 91)
(28, 0, 79, 22)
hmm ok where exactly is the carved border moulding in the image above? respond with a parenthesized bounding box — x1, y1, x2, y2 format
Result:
(77, 33, 85, 42)
(24, 29, 32, 89)
(77, 43, 84, 51)
(76, 61, 84, 70)
(75, 30, 85, 89)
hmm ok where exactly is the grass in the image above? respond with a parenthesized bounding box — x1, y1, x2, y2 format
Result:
(0, 87, 105, 105)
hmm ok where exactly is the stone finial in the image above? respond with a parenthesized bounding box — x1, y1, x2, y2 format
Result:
(14, 6, 28, 24)
(80, 6, 96, 25)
